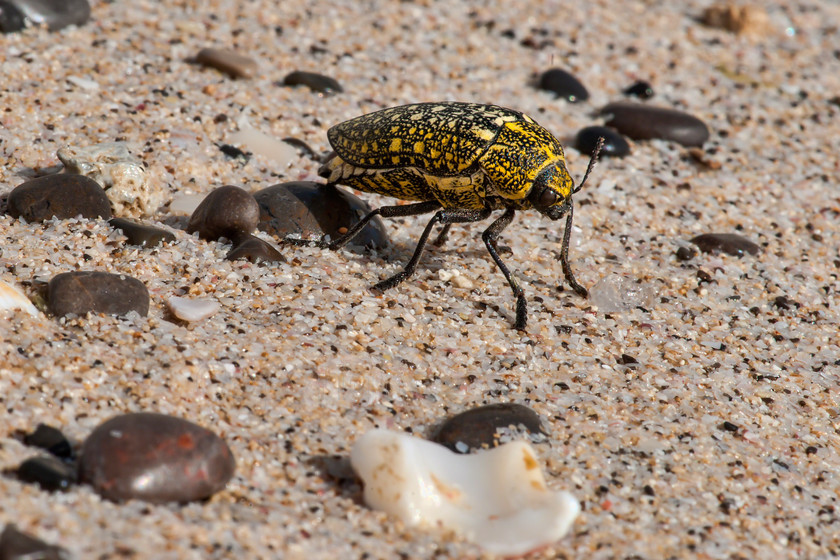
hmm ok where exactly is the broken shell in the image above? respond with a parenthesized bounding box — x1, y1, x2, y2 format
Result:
(167, 296, 220, 322)
(350, 429, 579, 556)
(0, 280, 40, 316)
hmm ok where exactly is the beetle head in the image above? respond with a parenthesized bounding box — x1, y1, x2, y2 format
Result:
(528, 162, 574, 220)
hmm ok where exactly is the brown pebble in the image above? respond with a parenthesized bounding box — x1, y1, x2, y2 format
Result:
(109, 218, 176, 248)
(0, 524, 68, 560)
(690, 233, 761, 257)
(48, 271, 149, 317)
(187, 185, 260, 242)
(7, 174, 111, 222)
(600, 102, 710, 147)
(702, 3, 770, 37)
(225, 235, 286, 264)
(433, 403, 548, 454)
(195, 48, 257, 78)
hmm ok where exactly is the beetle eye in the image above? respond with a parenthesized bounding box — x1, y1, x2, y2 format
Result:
(538, 189, 557, 208)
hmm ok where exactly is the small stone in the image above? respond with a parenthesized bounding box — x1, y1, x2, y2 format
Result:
(109, 218, 176, 248)
(225, 235, 286, 264)
(0, 0, 90, 32)
(623, 80, 655, 99)
(434, 403, 548, 454)
(254, 182, 389, 250)
(228, 119, 297, 166)
(48, 271, 149, 317)
(575, 126, 630, 158)
(600, 102, 710, 147)
(187, 185, 260, 242)
(702, 3, 770, 37)
(690, 233, 760, 257)
(589, 274, 654, 313)
(78, 412, 236, 503)
(536, 68, 589, 103)
(7, 174, 112, 222)
(57, 142, 160, 218)
(282, 71, 343, 94)
(675, 246, 697, 261)
(195, 47, 257, 79)
(23, 424, 74, 461)
(167, 296, 220, 322)
(16, 455, 77, 492)
(0, 524, 68, 560)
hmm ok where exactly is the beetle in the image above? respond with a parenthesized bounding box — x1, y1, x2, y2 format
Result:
(287, 101, 603, 330)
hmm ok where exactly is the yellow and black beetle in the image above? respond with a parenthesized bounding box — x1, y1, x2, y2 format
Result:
(289, 101, 603, 330)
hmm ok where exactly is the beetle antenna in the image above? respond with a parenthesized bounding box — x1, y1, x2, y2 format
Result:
(573, 136, 605, 194)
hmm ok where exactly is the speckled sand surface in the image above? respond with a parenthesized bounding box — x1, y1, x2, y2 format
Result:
(2, 1, 840, 558)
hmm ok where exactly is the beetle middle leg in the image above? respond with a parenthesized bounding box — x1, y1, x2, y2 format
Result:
(480, 208, 529, 330)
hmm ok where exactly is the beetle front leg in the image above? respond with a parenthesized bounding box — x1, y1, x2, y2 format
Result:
(481, 208, 527, 330)
(559, 203, 588, 298)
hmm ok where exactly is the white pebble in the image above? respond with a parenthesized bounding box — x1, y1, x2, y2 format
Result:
(167, 296, 220, 322)
(0, 280, 40, 316)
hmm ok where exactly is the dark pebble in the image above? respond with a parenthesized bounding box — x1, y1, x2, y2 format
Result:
(690, 233, 760, 257)
(0, 524, 68, 560)
(109, 218, 176, 248)
(218, 143, 250, 161)
(187, 185, 260, 242)
(48, 271, 149, 317)
(575, 126, 630, 158)
(78, 412, 236, 503)
(225, 235, 286, 264)
(600, 102, 710, 147)
(282, 71, 343, 94)
(675, 246, 697, 261)
(195, 47, 257, 79)
(254, 182, 389, 250)
(623, 80, 655, 99)
(0, 0, 90, 32)
(23, 424, 74, 461)
(433, 403, 548, 454)
(16, 455, 77, 492)
(7, 174, 111, 222)
(536, 68, 589, 103)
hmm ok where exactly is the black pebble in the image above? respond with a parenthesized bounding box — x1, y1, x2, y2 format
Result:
(623, 80, 655, 99)
(575, 126, 630, 158)
(48, 271, 149, 317)
(536, 68, 589, 102)
(187, 185, 260, 242)
(433, 403, 548, 454)
(0, 524, 68, 560)
(16, 455, 77, 492)
(675, 246, 697, 261)
(218, 143, 250, 161)
(600, 102, 710, 147)
(109, 218, 176, 248)
(282, 71, 343, 94)
(226, 235, 286, 264)
(23, 424, 74, 461)
(7, 174, 111, 222)
(0, 0, 90, 32)
(690, 233, 760, 257)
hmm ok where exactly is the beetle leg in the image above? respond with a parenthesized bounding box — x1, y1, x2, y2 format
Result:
(481, 208, 527, 330)
(432, 223, 452, 247)
(373, 207, 492, 292)
(560, 203, 589, 298)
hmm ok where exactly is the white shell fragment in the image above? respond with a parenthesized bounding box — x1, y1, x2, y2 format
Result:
(350, 429, 580, 556)
(57, 142, 161, 218)
(0, 280, 40, 316)
(167, 296, 220, 322)
(229, 116, 296, 167)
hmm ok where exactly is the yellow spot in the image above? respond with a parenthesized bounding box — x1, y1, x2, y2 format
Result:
(475, 128, 495, 141)
(414, 141, 425, 153)
(360, 143, 368, 154)
(523, 448, 539, 470)
(392, 156, 401, 165)
(409, 127, 416, 135)
(390, 138, 402, 151)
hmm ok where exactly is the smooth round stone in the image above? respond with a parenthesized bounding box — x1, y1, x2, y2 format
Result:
(23, 424, 74, 461)
(0, 0, 90, 32)
(433, 403, 548, 454)
(109, 218, 176, 248)
(600, 102, 710, 147)
(48, 271, 149, 317)
(0, 524, 67, 560)
(187, 185, 260, 242)
(690, 233, 760, 257)
(675, 246, 697, 261)
(282, 71, 343, 94)
(7, 174, 111, 222)
(254, 182, 389, 250)
(78, 412, 236, 503)
(623, 80, 654, 99)
(225, 235, 286, 264)
(575, 126, 630, 158)
(17, 455, 77, 492)
(195, 47, 257, 79)
(536, 68, 589, 103)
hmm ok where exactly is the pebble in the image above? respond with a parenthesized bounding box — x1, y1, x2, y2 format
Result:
(600, 102, 710, 147)
(109, 218, 176, 248)
(0, 280, 40, 316)
(675, 246, 697, 261)
(434, 403, 548, 454)
(167, 296, 220, 322)
(575, 126, 630, 158)
(282, 71, 343, 94)
(623, 80, 655, 99)
(225, 235, 286, 264)
(701, 3, 770, 37)
(536, 68, 589, 103)
(57, 142, 159, 218)
(187, 185, 260, 242)
(0, 524, 68, 560)
(228, 117, 297, 166)
(7, 174, 112, 222)
(78, 412, 236, 503)
(195, 47, 257, 79)
(0, 0, 90, 32)
(589, 274, 654, 313)
(690, 233, 761, 257)
(16, 455, 77, 492)
(23, 424, 74, 461)
(254, 182, 389, 249)
(48, 271, 149, 317)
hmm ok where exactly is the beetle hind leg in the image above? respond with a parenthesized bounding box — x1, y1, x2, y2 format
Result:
(481, 208, 528, 330)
